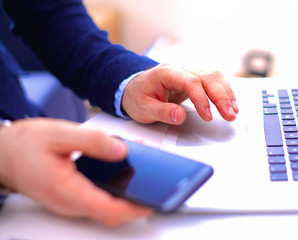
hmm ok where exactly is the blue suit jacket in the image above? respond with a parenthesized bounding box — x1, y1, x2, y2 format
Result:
(0, 0, 158, 120)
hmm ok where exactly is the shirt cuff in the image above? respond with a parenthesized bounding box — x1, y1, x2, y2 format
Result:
(114, 71, 145, 119)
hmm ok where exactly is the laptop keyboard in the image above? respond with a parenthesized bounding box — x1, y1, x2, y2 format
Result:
(263, 89, 298, 181)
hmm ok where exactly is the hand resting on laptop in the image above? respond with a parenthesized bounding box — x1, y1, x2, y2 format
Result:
(122, 64, 239, 125)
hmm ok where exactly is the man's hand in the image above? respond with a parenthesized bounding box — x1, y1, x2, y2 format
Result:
(122, 64, 239, 125)
(0, 118, 152, 227)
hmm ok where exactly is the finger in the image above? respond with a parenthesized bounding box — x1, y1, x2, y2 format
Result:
(201, 70, 238, 113)
(47, 167, 152, 227)
(156, 65, 213, 121)
(42, 119, 128, 161)
(198, 71, 238, 121)
(184, 69, 238, 121)
(144, 97, 187, 125)
(216, 76, 239, 114)
(89, 193, 153, 227)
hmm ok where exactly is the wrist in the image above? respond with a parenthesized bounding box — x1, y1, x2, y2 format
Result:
(0, 119, 13, 209)
(114, 71, 145, 119)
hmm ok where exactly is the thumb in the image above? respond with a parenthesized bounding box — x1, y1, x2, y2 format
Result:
(148, 99, 187, 125)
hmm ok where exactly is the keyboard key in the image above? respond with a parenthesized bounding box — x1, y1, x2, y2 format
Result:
(268, 156, 286, 164)
(263, 115, 283, 147)
(269, 164, 287, 173)
(262, 92, 268, 98)
(291, 89, 298, 96)
(282, 120, 296, 126)
(263, 93, 274, 98)
(281, 114, 295, 120)
(267, 147, 284, 156)
(281, 109, 293, 114)
(278, 89, 289, 98)
(263, 103, 276, 108)
(291, 162, 298, 170)
(279, 98, 290, 104)
(270, 173, 288, 181)
(284, 132, 298, 139)
(292, 171, 298, 181)
(283, 126, 298, 132)
(263, 108, 278, 115)
(288, 146, 298, 154)
(286, 139, 298, 146)
(293, 96, 298, 101)
(280, 104, 292, 109)
(289, 154, 298, 162)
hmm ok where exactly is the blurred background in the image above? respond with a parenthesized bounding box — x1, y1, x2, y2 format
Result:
(1, 0, 298, 120)
(2, 0, 298, 77)
(2, 0, 298, 76)
(84, 0, 298, 78)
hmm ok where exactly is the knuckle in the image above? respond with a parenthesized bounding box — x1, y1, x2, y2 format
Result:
(204, 72, 217, 82)
(184, 76, 201, 93)
(152, 63, 170, 75)
(157, 64, 174, 79)
(212, 70, 222, 78)
(14, 120, 42, 139)
(202, 70, 223, 83)
(213, 94, 230, 106)
(157, 63, 172, 70)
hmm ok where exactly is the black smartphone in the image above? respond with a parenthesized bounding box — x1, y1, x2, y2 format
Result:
(75, 139, 213, 212)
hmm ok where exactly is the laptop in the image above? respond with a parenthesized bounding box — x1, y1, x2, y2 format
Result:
(160, 77, 298, 213)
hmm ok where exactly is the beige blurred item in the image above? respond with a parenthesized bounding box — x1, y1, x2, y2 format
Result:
(236, 50, 275, 78)
(84, 5, 122, 44)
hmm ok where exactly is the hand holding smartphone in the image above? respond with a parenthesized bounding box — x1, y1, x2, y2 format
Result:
(75, 139, 213, 212)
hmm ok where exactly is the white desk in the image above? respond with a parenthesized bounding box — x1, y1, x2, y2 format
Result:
(1, 193, 298, 240)
(1, 91, 298, 239)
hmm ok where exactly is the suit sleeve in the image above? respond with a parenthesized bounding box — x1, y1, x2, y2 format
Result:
(2, 0, 158, 115)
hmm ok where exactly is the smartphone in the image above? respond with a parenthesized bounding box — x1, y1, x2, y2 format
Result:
(75, 139, 213, 212)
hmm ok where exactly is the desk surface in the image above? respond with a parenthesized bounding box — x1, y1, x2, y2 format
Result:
(1, 91, 298, 239)
(1, 193, 298, 240)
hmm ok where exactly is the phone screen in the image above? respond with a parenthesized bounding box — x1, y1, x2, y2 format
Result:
(75, 140, 213, 212)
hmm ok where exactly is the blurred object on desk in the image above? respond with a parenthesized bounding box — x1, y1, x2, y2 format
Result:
(238, 49, 275, 78)
(84, 5, 122, 44)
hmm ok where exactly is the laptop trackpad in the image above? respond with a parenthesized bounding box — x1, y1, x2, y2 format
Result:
(176, 112, 236, 147)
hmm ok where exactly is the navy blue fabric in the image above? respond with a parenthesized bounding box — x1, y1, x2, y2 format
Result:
(0, 41, 40, 119)
(0, 0, 158, 119)
(0, 3, 45, 70)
